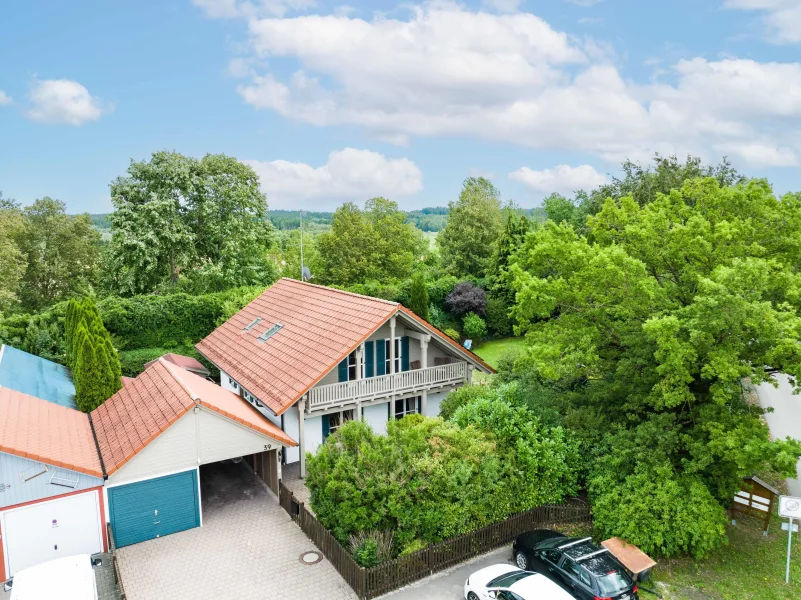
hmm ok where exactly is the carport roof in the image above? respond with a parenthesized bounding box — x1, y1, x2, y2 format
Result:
(91, 358, 297, 475)
(0, 386, 103, 477)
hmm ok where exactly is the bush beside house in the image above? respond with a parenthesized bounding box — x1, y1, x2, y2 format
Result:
(306, 388, 580, 567)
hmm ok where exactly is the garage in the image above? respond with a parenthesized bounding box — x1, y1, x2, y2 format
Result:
(92, 357, 297, 548)
(107, 470, 200, 548)
(0, 384, 107, 580)
(2, 491, 104, 576)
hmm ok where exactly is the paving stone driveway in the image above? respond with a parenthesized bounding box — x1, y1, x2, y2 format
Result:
(116, 461, 358, 600)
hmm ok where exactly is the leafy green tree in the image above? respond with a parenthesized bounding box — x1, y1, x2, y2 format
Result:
(548, 155, 746, 233)
(408, 272, 430, 321)
(280, 228, 323, 281)
(438, 177, 503, 277)
(12, 198, 100, 311)
(108, 151, 276, 295)
(488, 211, 529, 305)
(510, 177, 801, 555)
(0, 201, 25, 313)
(318, 198, 425, 285)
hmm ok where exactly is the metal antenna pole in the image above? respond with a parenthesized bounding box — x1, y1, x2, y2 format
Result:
(787, 517, 794, 584)
(300, 210, 305, 280)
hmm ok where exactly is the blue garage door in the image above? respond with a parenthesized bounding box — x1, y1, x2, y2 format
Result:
(108, 470, 200, 548)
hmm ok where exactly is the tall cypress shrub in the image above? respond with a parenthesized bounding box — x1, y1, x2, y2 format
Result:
(409, 272, 430, 322)
(71, 297, 122, 411)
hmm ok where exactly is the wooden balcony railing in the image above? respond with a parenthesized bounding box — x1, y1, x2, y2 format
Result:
(307, 361, 468, 411)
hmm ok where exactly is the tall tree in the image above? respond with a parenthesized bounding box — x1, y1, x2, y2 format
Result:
(437, 177, 503, 278)
(487, 211, 529, 304)
(409, 271, 430, 321)
(11, 198, 100, 311)
(510, 177, 801, 556)
(108, 151, 276, 295)
(0, 199, 25, 313)
(318, 198, 425, 285)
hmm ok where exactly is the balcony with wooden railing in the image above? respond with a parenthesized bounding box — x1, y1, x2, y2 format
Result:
(306, 361, 469, 412)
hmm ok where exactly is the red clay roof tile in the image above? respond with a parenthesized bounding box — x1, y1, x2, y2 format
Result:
(0, 386, 103, 478)
(91, 359, 296, 475)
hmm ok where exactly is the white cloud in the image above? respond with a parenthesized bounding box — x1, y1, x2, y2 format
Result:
(193, 0, 315, 18)
(510, 164, 608, 195)
(244, 148, 423, 208)
(207, 2, 801, 169)
(0, 90, 12, 106)
(724, 0, 801, 44)
(26, 79, 106, 125)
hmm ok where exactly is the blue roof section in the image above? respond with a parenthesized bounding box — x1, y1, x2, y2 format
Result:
(0, 345, 77, 409)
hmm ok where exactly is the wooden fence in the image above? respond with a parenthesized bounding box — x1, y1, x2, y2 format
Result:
(278, 480, 592, 599)
(106, 523, 128, 600)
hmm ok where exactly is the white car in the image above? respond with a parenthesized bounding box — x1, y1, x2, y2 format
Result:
(464, 563, 575, 600)
(3, 554, 102, 600)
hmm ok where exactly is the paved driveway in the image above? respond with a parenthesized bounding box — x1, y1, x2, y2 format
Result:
(756, 375, 801, 496)
(379, 547, 513, 600)
(116, 461, 358, 600)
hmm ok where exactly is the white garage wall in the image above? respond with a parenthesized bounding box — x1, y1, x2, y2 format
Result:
(363, 403, 389, 435)
(197, 409, 282, 463)
(108, 412, 198, 486)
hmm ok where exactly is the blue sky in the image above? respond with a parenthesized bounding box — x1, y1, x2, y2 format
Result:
(1, 0, 800, 212)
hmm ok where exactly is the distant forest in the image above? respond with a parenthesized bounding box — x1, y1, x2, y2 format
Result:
(89, 206, 545, 233)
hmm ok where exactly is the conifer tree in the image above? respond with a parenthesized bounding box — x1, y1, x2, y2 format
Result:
(409, 271, 430, 322)
(74, 335, 105, 412)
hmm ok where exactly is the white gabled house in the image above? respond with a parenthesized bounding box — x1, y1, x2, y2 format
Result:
(196, 278, 495, 476)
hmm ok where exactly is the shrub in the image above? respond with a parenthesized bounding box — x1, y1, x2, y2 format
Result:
(118, 345, 210, 377)
(485, 295, 512, 337)
(439, 384, 491, 420)
(444, 281, 486, 316)
(348, 530, 394, 567)
(307, 411, 580, 558)
(462, 313, 487, 341)
(444, 328, 460, 341)
(427, 304, 447, 330)
(590, 465, 728, 559)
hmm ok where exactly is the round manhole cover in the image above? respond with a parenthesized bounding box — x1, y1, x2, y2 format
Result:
(299, 550, 323, 565)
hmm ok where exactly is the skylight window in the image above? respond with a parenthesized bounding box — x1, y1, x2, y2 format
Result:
(257, 322, 283, 342)
(243, 317, 262, 332)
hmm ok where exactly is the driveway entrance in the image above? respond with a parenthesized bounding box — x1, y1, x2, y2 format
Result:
(116, 460, 357, 600)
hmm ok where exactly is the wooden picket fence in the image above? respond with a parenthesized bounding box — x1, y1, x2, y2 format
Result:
(278, 480, 592, 599)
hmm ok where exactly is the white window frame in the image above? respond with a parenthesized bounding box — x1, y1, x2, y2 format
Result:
(347, 351, 360, 381)
(384, 338, 402, 374)
(228, 376, 239, 390)
(394, 396, 420, 419)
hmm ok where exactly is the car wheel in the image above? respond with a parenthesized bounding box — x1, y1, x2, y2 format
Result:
(467, 593, 480, 600)
(515, 550, 529, 570)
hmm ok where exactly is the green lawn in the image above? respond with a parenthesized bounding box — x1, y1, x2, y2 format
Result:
(649, 515, 801, 600)
(473, 336, 526, 369)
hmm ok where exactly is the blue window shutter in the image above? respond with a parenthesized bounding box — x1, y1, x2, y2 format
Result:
(338, 358, 348, 382)
(376, 340, 386, 376)
(322, 414, 331, 439)
(365, 341, 375, 378)
(401, 336, 410, 371)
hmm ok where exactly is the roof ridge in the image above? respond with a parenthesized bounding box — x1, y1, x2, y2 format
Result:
(278, 277, 400, 307)
(159, 357, 199, 403)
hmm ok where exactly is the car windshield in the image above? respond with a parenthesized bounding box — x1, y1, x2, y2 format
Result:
(487, 570, 531, 588)
(597, 569, 633, 595)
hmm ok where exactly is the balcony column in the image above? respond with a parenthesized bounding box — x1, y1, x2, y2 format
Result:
(467, 364, 474, 385)
(355, 342, 364, 421)
(389, 316, 396, 420)
(420, 338, 428, 369)
(298, 395, 307, 478)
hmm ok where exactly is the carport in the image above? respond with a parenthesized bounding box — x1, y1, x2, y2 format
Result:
(91, 357, 296, 548)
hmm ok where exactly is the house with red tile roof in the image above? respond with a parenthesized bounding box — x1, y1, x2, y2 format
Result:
(196, 278, 495, 477)
(91, 357, 296, 548)
(0, 347, 107, 582)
